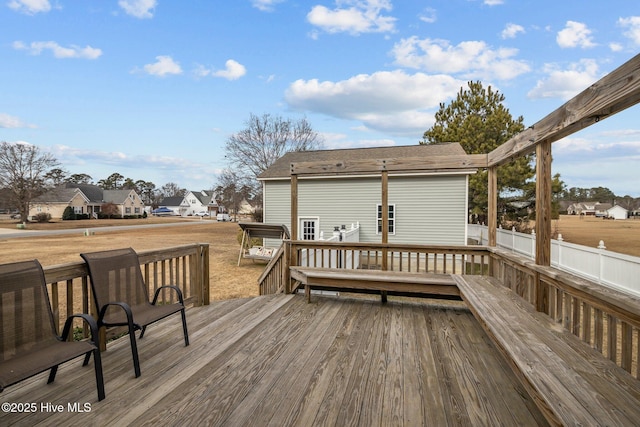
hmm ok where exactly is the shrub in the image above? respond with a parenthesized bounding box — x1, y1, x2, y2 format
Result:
(33, 212, 52, 223)
(62, 206, 76, 220)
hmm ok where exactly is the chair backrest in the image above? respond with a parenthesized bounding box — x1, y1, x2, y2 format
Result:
(0, 260, 58, 362)
(81, 248, 150, 311)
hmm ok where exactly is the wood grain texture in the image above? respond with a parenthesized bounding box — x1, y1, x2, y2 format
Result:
(0, 293, 545, 427)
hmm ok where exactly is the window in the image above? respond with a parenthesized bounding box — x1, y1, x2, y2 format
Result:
(300, 218, 318, 240)
(376, 204, 395, 234)
(73, 206, 83, 214)
(125, 207, 131, 214)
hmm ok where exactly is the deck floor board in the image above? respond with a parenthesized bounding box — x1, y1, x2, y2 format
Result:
(1, 294, 547, 427)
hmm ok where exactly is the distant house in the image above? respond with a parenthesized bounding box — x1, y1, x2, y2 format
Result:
(29, 183, 145, 219)
(567, 202, 612, 217)
(158, 190, 219, 217)
(607, 205, 628, 220)
(258, 143, 476, 245)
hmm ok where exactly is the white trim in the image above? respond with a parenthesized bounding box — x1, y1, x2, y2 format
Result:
(375, 203, 396, 236)
(299, 216, 320, 240)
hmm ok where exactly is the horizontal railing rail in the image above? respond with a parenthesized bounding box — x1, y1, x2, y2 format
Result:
(43, 243, 210, 340)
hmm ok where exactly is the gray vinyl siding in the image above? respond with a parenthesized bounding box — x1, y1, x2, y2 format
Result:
(388, 175, 467, 245)
(263, 180, 291, 247)
(263, 174, 468, 245)
(298, 178, 380, 243)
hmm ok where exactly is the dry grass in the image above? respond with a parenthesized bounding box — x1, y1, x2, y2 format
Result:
(553, 214, 640, 257)
(0, 217, 265, 301)
(1, 213, 639, 304)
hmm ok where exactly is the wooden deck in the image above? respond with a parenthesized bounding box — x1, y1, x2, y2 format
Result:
(1, 294, 547, 426)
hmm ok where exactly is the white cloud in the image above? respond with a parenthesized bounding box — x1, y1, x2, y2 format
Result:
(251, 0, 284, 12)
(7, 0, 51, 14)
(195, 60, 247, 80)
(483, 0, 504, 5)
(12, 41, 102, 59)
(609, 42, 623, 52)
(285, 70, 465, 135)
(214, 60, 247, 80)
(141, 55, 182, 77)
(501, 23, 524, 39)
(557, 21, 596, 49)
(119, 0, 157, 19)
(527, 59, 600, 100)
(418, 7, 436, 24)
(0, 113, 36, 128)
(307, 0, 396, 35)
(391, 36, 530, 80)
(618, 16, 640, 45)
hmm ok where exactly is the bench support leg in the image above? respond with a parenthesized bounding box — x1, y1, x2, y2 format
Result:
(305, 284, 311, 303)
(381, 291, 388, 303)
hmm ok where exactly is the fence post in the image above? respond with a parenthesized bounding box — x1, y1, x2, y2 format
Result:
(557, 234, 563, 269)
(598, 240, 606, 284)
(531, 229, 536, 258)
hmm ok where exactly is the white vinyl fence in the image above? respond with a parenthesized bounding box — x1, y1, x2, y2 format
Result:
(299, 223, 360, 269)
(467, 224, 640, 296)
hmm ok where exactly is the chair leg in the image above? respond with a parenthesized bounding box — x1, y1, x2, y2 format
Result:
(83, 351, 92, 366)
(128, 326, 142, 378)
(92, 349, 106, 401)
(47, 366, 59, 384)
(181, 308, 189, 346)
(140, 325, 147, 339)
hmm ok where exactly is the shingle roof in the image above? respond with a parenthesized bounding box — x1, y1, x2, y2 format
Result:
(258, 143, 468, 179)
(33, 187, 84, 203)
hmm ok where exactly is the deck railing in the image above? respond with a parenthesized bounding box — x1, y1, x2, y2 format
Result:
(490, 247, 640, 378)
(43, 243, 210, 340)
(258, 240, 491, 295)
(258, 239, 640, 378)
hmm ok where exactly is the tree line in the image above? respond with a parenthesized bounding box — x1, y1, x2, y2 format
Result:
(0, 141, 198, 221)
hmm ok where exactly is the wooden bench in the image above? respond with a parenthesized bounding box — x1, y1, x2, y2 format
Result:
(453, 274, 640, 426)
(290, 267, 459, 303)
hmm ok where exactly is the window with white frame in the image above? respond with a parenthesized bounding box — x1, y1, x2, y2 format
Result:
(376, 204, 395, 234)
(300, 218, 318, 240)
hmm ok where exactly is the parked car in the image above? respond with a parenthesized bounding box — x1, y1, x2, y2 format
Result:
(216, 213, 230, 222)
(194, 211, 209, 217)
(152, 207, 177, 216)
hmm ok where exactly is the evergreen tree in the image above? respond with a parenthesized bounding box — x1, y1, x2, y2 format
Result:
(421, 81, 535, 222)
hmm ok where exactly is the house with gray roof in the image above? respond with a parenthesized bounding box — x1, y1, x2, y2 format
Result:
(29, 183, 145, 219)
(158, 190, 219, 217)
(258, 143, 476, 245)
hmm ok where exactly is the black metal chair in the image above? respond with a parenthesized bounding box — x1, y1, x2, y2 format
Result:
(0, 260, 105, 401)
(81, 248, 189, 378)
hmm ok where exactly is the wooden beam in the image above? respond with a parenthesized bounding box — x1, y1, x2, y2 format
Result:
(290, 154, 486, 176)
(535, 140, 552, 267)
(489, 53, 640, 167)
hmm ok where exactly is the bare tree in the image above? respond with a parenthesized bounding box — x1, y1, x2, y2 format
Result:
(225, 113, 323, 183)
(161, 182, 186, 198)
(0, 142, 59, 221)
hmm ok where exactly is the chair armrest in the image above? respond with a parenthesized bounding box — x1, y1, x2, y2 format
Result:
(60, 313, 100, 345)
(152, 285, 185, 306)
(98, 301, 135, 326)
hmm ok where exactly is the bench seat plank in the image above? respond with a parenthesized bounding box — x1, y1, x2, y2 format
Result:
(290, 267, 459, 302)
(454, 275, 640, 427)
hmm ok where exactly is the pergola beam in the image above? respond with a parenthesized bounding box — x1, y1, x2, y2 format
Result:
(489, 53, 640, 167)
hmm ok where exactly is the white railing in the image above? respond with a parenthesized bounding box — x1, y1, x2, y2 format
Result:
(300, 223, 360, 269)
(468, 223, 640, 296)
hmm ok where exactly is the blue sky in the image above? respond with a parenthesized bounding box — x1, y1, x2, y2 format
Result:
(1, 0, 639, 196)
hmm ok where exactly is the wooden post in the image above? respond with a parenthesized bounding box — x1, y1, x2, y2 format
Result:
(291, 173, 298, 241)
(381, 170, 388, 303)
(535, 140, 552, 267)
(488, 167, 497, 247)
(290, 173, 299, 275)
